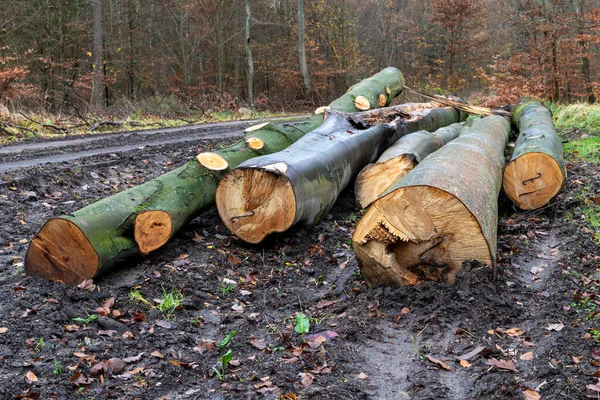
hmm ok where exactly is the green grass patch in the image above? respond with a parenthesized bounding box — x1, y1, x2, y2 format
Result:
(550, 102, 600, 133)
(572, 186, 600, 244)
(563, 135, 600, 163)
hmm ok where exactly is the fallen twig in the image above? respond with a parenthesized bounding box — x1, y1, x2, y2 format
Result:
(19, 112, 68, 133)
(0, 120, 37, 136)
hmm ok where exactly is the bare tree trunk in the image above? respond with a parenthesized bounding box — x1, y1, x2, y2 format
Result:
(246, 0, 254, 106)
(297, 0, 311, 95)
(90, 0, 104, 108)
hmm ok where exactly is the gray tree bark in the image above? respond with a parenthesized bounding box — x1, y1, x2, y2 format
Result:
(90, 0, 104, 108)
(297, 0, 311, 95)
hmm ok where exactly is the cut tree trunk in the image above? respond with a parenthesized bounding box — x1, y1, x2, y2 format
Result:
(355, 122, 467, 209)
(26, 67, 405, 285)
(352, 115, 510, 286)
(216, 104, 466, 244)
(503, 101, 566, 210)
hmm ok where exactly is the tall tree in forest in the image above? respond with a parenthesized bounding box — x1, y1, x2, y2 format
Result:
(91, 0, 104, 108)
(297, 0, 311, 95)
(246, 0, 254, 106)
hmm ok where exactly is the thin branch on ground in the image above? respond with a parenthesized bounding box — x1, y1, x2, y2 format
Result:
(0, 120, 37, 136)
(86, 120, 124, 132)
(19, 112, 68, 133)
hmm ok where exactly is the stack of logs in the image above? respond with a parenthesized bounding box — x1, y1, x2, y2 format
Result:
(25, 67, 565, 287)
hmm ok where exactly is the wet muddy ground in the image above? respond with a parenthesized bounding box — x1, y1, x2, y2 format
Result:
(0, 125, 599, 399)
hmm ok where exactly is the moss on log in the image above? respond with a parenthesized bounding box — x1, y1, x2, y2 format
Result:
(216, 104, 465, 244)
(25, 68, 405, 284)
(352, 115, 511, 286)
(503, 101, 566, 210)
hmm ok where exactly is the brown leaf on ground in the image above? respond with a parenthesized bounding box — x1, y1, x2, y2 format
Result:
(73, 352, 93, 362)
(122, 366, 145, 376)
(357, 372, 369, 379)
(497, 327, 525, 336)
(250, 337, 267, 350)
(192, 232, 205, 243)
(520, 352, 534, 361)
(587, 383, 600, 393)
(426, 355, 451, 370)
(307, 335, 326, 349)
(0, 327, 7, 334)
(457, 345, 487, 361)
(299, 372, 314, 387)
(230, 359, 242, 367)
(486, 358, 517, 372)
(522, 389, 541, 400)
(24, 371, 38, 384)
(194, 338, 216, 354)
(306, 331, 338, 342)
(592, 350, 600, 360)
(76, 279, 98, 291)
(460, 360, 471, 368)
(227, 254, 242, 265)
(96, 296, 115, 316)
(593, 370, 600, 378)
(151, 351, 164, 359)
(69, 371, 94, 386)
(401, 307, 410, 315)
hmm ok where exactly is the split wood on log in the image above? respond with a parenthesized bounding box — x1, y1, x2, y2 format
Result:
(352, 115, 511, 286)
(25, 67, 405, 285)
(355, 122, 467, 209)
(216, 103, 466, 244)
(503, 101, 566, 210)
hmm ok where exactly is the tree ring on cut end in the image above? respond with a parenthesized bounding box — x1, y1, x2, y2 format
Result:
(355, 95, 371, 111)
(245, 137, 265, 151)
(197, 152, 229, 171)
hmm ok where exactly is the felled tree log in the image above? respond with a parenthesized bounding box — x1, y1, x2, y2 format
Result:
(355, 122, 467, 209)
(216, 104, 465, 244)
(352, 115, 510, 286)
(503, 101, 566, 210)
(26, 68, 405, 285)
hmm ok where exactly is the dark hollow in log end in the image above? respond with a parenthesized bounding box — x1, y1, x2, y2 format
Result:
(216, 167, 296, 244)
(352, 186, 491, 286)
(25, 218, 99, 285)
(135, 210, 173, 254)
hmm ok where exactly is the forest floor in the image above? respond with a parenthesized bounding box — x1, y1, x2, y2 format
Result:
(0, 120, 599, 399)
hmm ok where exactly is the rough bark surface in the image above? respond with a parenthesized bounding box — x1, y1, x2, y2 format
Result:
(216, 104, 465, 244)
(355, 122, 466, 209)
(25, 68, 405, 284)
(503, 101, 566, 210)
(352, 115, 510, 286)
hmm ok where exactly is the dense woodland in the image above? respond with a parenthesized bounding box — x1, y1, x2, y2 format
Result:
(1, 0, 599, 115)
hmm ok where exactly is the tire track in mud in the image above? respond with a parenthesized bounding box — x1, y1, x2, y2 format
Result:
(0, 116, 304, 173)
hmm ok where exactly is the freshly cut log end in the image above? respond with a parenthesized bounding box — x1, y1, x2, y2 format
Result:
(134, 210, 173, 254)
(355, 155, 417, 209)
(355, 95, 371, 111)
(216, 168, 296, 244)
(244, 122, 269, 133)
(314, 106, 331, 115)
(245, 137, 265, 151)
(504, 101, 566, 210)
(353, 186, 491, 286)
(25, 218, 100, 285)
(502, 152, 563, 210)
(378, 93, 387, 107)
(385, 87, 391, 95)
(197, 152, 229, 171)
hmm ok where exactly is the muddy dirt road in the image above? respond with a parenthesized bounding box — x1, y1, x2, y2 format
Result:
(0, 124, 598, 399)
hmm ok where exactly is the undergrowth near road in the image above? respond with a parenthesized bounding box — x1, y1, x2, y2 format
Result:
(0, 109, 297, 145)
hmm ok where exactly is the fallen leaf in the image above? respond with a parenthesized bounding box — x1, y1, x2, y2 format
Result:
(486, 358, 517, 372)
(250, 337, 267, 350)
(592, 370, 600, 378)
(122, 353, 144, 363)
(0, 327, 8, 334)
(227, 255, 242, 265)
(299, 372, 313, 387)
(76, 279, 98, 291)
(498, 327, 525, 337)
(25, 371, 38, 384)
(306, 331, 338, 342)
(232, 302, 245, 313)
(69, 371, 94, 386)
(520, 352, 534, 361)
(122, 366, 145, 376)
(229, 359, 241, 367)
(572, 355, 583, 364)
(240, 290, 253, 296)
(192, 232, 205, 243)
(460, 360, 471, 368)
(73, 352, 93, 362)
(587, 384, 600, 393)
(193, 338, 216, 354)
(457, 345, 487, 361)
(307, 335, 326, 349)
(151, 351, 164, 359)
(592, 350, 600, 360)
(97, 330, 117, 337)
(523, 388, 541, 400)
(96, 297, 115, 316)
(357, 372, 369, 379)
(546, 323, 565, 332)
(426, 355, 451, 370)
(155, 320, 173, 329)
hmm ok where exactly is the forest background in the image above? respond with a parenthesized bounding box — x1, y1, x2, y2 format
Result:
(0, 0, 598, 118)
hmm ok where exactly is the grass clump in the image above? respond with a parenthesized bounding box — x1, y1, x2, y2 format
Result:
(550, 102, 600, 133)
(563, 136, 600, 163)
(156, 287, 183, 319)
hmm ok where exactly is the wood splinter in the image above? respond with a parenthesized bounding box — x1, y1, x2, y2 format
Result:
(352, 115, 511, 286)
